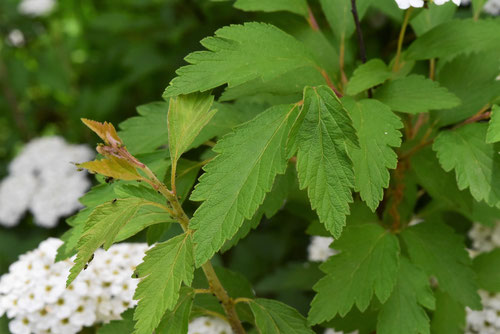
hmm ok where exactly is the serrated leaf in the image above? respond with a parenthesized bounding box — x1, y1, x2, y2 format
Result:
(163, 22, 316, 97)
(78, 156, 143, 181)
(114, 184, 167, 205)
(82, 118, 121, 145)
(308, 223, 400, 324)
(168, 92, 216, 165)
(319, 0, 371, 40)
(67, 198, 172, 285)
(296, 86, 357, 237)
(118, 102, 169, 154)
(133, 233, 195, 334)
(472, 248, 500, 292)
(98, 309, 135, 334)
(234, 0, 308, 16)
(410, 2, 456, 36)
(430, 290, 466, 334)
(189, 103, 301, 266)
(249, 298, 314, 334)
(344, 98, 403, 211)
(487, 105, 500, 143)
(406, 19, 500, 60)
(156, 287, 194, 334)
(377, 258, 435, 334)
(433, 52, 500, 126)
(433, 123, 500, 207)
(401, 221, 481, 309)
(346, 59, 391, 96)
(374, 75, 460, 114)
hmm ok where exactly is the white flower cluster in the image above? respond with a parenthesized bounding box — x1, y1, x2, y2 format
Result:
(307, 236, 337, 262)
(0, 136, 93, 228)
(467, 291, 500, 334)
(466, 221, 500, 333)
(395, 0, 461, 9)
(18, 0, 56, 16)
(0, 238, 147, 334)
(7, 30, 25, 47)
(484, 0, 500, 15)
(324, 329, 358, 334)
(468, 221, 500, 253)
(188, 316, 233, 334)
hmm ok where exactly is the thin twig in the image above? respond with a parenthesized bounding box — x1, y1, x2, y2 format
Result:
(393, 8, 413, 72)
(318, 67, 343, 97)
(453, 104, 492, 130)
(351, 0, 372, 97)
(307, 6, 320, 31)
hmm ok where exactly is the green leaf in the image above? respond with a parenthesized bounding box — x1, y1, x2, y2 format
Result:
(344, 98, 403, 211)
(406, 19, 500, 60)
(163, 22, 316, 97)
(401, 221, 481, 309)
(411, 147, 473, 215)
(234, 0, 308, 16)
(296, 86, 357, 237)
(374, 75, 460, 114)
(118, 102, 169, 155)
(433, 123, 500, 207)
(98, 309, 135, 334)
(433, 52, 500, 126)
(249, 298, 314, 334)
(167, 92, 216, 165)
(472, 0, 487, 18)
(346, 59, 391, 96)
(255, 262, 323, 293)
(487, 105, 500, 144)
(67, 197, 172, 285)
(430, 290, 466, 334)
(319, 0, 371, 40)
(472, 248, 500, 292)
(190, 103, 301, 266)
(308, 223, 400, 324)
(133, 233, 195, 334)
(377, 258, 435, 334)
(410, 2, 457, 36)
(156, 287, 194, 334)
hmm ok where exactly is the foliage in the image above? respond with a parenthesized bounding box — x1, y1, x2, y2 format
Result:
(3, 0, 500, 333)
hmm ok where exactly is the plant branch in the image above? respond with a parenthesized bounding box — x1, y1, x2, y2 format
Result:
(339, 34, 348, 89)
(141, 164, 246, 334)
(453, 104, 492, 130)
(307, 6, 320, 31)
(318, 67, 343, 97)
(350, 0, 372, 97)
(393, 8, 413, 72)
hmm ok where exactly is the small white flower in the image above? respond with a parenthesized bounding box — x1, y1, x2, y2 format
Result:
(0, 238, 148, 334)
(394, 0, 461, 9)
(0, 136, 93, 228)
(324, 329, 359, 334)
(484, 0, 500, 15)
(7, 30, 25, 47)
(308, 236, 337, 262)
(18, 0, 56, 16)
(188, 316, 233, 334)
